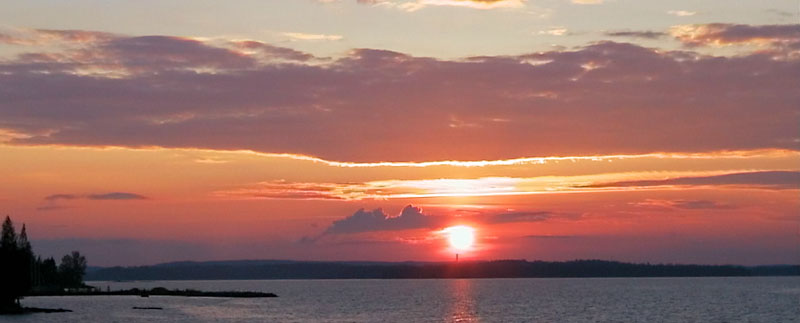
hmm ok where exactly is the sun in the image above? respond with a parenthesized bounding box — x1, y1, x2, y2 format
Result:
(444, 225, 475, 251)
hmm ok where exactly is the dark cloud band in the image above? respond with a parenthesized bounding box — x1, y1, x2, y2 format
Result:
(0, 26, 798, 162)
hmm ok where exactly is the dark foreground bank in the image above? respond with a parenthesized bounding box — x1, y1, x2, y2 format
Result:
(28, 287, 277, 298)
(1, 287, 276, 314)
(0, 304, 72, 315)
(87, 259, 800, 281)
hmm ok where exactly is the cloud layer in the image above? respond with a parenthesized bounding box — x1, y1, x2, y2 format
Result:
(45, 192, 148, 201)
(670, 23, 800, 50)
(353, 0, 525, 11)
(587, 171, 800, 190)
(40, 191, 147, 211)
(325, 205, 443, 234)
(0, 26, 798, 162)
(322, 205, 570, 234)
(216, 171, 800, 201)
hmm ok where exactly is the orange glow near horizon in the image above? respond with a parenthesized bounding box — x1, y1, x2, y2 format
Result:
(0, 143, 797, 266)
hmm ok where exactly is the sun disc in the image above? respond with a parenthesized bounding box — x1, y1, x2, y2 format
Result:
(445, 225, 475, 250)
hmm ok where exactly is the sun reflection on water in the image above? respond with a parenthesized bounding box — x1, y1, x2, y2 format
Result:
(446, 279, 479, 322)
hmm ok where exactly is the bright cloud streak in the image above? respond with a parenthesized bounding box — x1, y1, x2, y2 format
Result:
(571, 0, 603, 4)
(235, 149, 800, 168)
(283, 32, 343, 41)
(213, 170, 800, 201)
(362, 0, 525, 11)
(667, 10, 697, 17)
(12, 145, 798, 168)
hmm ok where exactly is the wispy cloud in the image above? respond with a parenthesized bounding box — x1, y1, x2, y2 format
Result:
(214, 171, 800, 201)
(40, 191, 147, 211)
(45, 192, 147, 201)
(193, 158, 230, 164)
(667, 10, 696, 17)
(670, 23, 800, 49)
(215, 177, 528, 200)
(44, 194, 79, 201)
(631, 199, 735, 210)
(586, 171, 800, 190)
(87, 192, 147, 200)
(283, 32, 343, 41)
(36, 205, 72, 212)
(571, 0, 603, 4)
(485, 211, 555, 223)
(356, 0, 525, 11)
(231, 40, 316, 60)
(604, 30, 667, 39)
(538, 27, 569, 36)
(0, 28, 116, 45)
(765, 9, 794, 19)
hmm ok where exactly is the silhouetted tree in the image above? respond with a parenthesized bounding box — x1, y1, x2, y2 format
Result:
(39, 257, 59, 287)
(18, 224, 34, 292)
(0, 216, 34, 308)
(0, 216, 17, 307)
(1, 217, 91, 312)
(59, 251, 87, 287)
(1, 216, 16, 250)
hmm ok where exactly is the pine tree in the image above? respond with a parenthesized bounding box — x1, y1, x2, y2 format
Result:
(1, 216, 16, 251)
(18, 224, 31, 253)
(17, 224, 34, 296)
(0, 216, 21, 307)
(0, 217, 36, 308)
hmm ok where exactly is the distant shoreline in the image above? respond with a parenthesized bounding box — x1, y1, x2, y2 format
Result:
(85, 259, 800, 281)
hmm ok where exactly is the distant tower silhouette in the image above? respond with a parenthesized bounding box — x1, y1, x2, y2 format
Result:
(456, 253, 459, 262)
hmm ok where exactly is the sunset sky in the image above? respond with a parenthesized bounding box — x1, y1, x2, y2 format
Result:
(0, 0, 798, 266)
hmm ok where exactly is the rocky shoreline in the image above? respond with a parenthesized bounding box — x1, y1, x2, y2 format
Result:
(2, 287, 276, 315)
(28, 287, 278, 298)
(0, 305, 72, 315)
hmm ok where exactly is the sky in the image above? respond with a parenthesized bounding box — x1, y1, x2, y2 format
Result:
(0, 0, 798, 266)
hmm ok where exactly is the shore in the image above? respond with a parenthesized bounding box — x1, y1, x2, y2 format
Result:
(0, 304, 72, 315)
(28, 287, 277, 298)
(2, 287, 276, 315)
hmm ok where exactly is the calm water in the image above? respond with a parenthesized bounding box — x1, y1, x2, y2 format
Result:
(8, 277, 800, 322)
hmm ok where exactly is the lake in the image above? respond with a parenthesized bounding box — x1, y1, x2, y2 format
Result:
(10, 277, 800, 322)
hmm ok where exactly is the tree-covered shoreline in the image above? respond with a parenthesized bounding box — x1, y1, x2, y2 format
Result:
(1, 216, 87, 314)
(86, 259, 799, 281)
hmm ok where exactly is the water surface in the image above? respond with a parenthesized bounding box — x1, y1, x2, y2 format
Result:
(12, 277, 800, 322)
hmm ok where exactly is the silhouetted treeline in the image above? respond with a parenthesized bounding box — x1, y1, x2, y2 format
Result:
(86, 259, 797, 281)
(0, 216, 88, 310)
(748, 265, 800, 276)
(1, 216, 33, 308)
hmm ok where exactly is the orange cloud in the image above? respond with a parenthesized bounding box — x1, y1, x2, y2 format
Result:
(670, 23, 800, 49)
(631, 199, 734, 210)
(214, 171, 800, 201)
